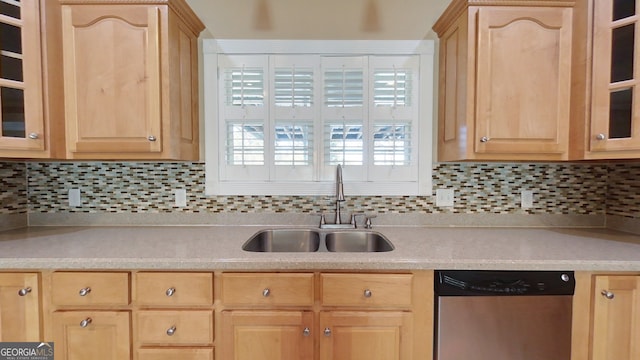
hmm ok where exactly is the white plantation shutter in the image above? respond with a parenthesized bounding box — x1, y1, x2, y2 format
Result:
(368, 56, 419, 181)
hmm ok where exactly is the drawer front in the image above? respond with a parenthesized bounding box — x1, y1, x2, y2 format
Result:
(321, 273, 413, 307)
(135, 272, 213, 306)
(51, 272, 130, 306)
(136, 310, 214, 346)
(222, 273, 314, 307)
(137, 348, 213, 360)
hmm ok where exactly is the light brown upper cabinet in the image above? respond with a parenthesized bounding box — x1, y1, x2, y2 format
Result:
(433, 0, 574, 161)
(60, 0, 204, 160)
(0, 1, 65, 158)
(571, 0, 640, 159)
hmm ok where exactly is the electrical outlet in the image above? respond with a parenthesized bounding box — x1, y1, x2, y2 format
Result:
(521, 190, 534, 209)
(175, 189, 187, 207)
(68, 189, 81, 207)
(436, 188, 455, 207)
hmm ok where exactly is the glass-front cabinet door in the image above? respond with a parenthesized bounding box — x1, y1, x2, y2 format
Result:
(0, 0, 44, 152)
(590, 0, 639, 154)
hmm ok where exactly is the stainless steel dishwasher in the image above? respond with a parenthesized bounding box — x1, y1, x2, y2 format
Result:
(434, 270, 575, 360)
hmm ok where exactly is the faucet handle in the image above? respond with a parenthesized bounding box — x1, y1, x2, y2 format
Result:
(350, 212, 366, 228)
(364, 214, 377, 229)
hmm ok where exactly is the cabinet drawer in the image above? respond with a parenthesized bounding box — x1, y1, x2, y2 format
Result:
(135, 272, 213, 306)
(51, 272, 130, 306)
(136, 310, 214, 346)
(222, 273, 314, 307)
(321, 273, 413, 307)
(137, 348, 213, 360)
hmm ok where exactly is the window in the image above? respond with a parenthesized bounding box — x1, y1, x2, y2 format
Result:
(204, 40, 434, 195)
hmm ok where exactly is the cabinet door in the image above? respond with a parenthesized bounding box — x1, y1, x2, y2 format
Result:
(61, 5, 161, 155)
(592, 275, 640, 359)
(220, 310, 313, 360)
(590, 0, 640, 154)
(0, 0, 45, 152)
(320, 311, 413, 360)
(52, 311, 131, 360)
(474, 6, 572, 155)
(0, 273, 40, 341)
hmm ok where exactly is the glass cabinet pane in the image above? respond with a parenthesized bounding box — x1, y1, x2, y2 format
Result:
(611, 24, 635, 83)
(1, 86, 25, 138)
(0, 1, 20, 20)
(609, 87, 633, 139)
(0, 22, 22, 54)
(613, 0, 636, 21)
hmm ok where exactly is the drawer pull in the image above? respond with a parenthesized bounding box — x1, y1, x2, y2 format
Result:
(303, 327, 311, 337)
(363, 289, 372, 298)
(166, 287, 176, 297)
(79, 287, 91, 296)
(262, 288, 271, 297)
(28, 133, 39, 139)
(18, 287, 32, 296)
(324, 327, 331, 337)
(148, 135, 157, 142)
(166, 326, 176, 336)
(80, 318, 92, 328)
(601, 290, 615, 300)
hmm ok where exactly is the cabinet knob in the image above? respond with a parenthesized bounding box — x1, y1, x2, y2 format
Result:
(18, 287, 32, 296)
(148, 135, 157, 142)
(363, 289, 372, 298)
(303, 327, 311, 337)
(79, 287, 91, 296)
(262, 288, 271, 297)
(28, 133, 39, 139)
(324, 327, 332, 337)
(596, 133, 606, 141)
(166, 326, 176, 336)
(166, 287, 176, 297)
(80, 318, 92, 328)
(480, 136, 490, 143)
(601, 290, 615, 300)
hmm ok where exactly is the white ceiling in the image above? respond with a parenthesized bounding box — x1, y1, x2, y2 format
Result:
(185, 0, 452, 40)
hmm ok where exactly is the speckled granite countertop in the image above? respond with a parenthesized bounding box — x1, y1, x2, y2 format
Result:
(1, 226, 640, 271)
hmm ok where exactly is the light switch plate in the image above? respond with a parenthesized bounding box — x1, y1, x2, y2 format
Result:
(436, 188, 455, 207)
(68, 189, 81, 207)
(521, 190, 534, 208)
(175, 189, 187, 207)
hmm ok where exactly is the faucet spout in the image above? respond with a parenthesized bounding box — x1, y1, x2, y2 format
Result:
(336, 164, 345, 201)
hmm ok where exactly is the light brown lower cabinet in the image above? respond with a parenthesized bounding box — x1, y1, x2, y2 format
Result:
(51, 310, 131, 360)
(591, 275, 640, 359)
(137, 348, 214, 360)
(220, 310, 314, 360)
(319, 311, 413, 360)
(0, 273, 41, 341)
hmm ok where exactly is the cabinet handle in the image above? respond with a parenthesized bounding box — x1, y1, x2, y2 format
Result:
(166, 326, 176, 336)
(148, 135, 157, 142)
(324, 327, 332, 337)
(363, 289, 372, 298)
(480, 136, 490, 143)
(28, 133, 39, 139)
(596, 133, 606, 141)
(80, 318, 92, 328)
(18, 287, 32, 296)
(601, 290, 615, 300)
(303, 327, 311, 337)
(79, 287, 91, 296)
(262, 288, 270, 297)
(166, 287, 176, 297)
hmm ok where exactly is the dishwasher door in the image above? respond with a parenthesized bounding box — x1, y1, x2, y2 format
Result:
(434, 271, 574, 360)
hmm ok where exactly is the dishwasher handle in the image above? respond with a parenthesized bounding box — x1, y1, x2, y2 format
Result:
(435, 270, 575, 296)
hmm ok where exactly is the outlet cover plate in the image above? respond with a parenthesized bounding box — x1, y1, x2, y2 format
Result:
(436, 189, 455, 207)
(521, 190, 534, 208)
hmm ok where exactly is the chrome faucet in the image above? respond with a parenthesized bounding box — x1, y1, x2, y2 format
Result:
(320, 164, 356, 229)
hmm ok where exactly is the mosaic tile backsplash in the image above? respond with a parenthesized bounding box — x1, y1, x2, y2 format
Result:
(1, 162, 27, 214)
(607, 163, 640, 219)
(15, 162, 612, 216)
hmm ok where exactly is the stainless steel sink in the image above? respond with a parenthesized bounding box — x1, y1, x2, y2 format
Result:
(242, 229, 394, 253)
(325, 231, 394, 252)
(242, 229, 321, 252)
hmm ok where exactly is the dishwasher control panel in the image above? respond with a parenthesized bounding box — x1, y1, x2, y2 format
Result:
(435, 270, 575, 296)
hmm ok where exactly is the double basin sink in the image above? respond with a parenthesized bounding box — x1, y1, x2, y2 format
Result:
(242, 228, 394, 253)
